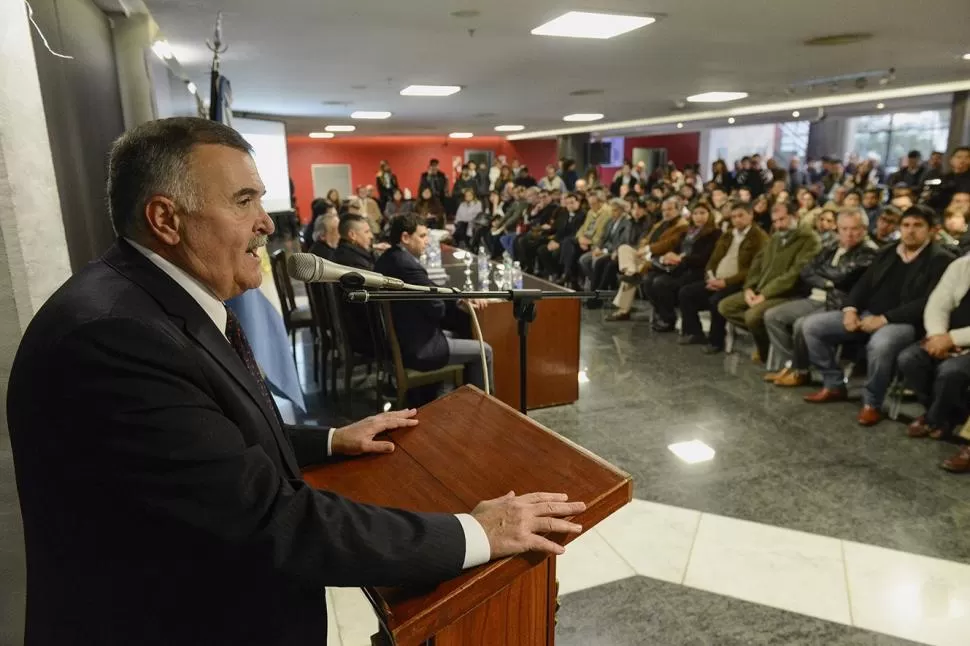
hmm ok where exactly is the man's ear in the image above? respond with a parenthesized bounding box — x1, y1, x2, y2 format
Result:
(144, 195, 182, 246)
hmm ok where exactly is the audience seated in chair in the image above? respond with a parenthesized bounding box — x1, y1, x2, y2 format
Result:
(897, 255, 970, 465)
(675, 203, 770, 349)
(355, 184, 383, 236)
(606, 196, 689, 321)
(453, 188, 483, 249)
(332, 214, 380, 357)
(510, 189, 556, 268)
(719, 200, 821, 363)
(308, 211, 340, 261)
(374, 214, 494, 391)
(764, 207, 878, 386)
(580, 197, 632, 295)
(560, 188, 610, 287)
(536, 192, 586, 282)
(492, 186, 536, 258)
(800, 205, 955, 427)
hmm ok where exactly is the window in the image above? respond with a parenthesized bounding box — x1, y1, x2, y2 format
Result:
(848, 110, 950, 173)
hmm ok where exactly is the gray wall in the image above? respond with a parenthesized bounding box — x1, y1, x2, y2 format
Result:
(29, 0, 126, 271)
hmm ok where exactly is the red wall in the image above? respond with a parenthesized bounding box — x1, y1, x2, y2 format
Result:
(597, 133, 701, 186)
(288, 136, 558, 221)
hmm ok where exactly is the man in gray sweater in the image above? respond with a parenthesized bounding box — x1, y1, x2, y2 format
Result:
(897, 254, 970, 472)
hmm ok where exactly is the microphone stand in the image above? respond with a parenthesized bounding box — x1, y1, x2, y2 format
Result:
(341, 277, 602, 414)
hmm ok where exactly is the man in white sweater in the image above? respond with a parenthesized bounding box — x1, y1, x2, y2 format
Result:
(897, 254, 970, 472)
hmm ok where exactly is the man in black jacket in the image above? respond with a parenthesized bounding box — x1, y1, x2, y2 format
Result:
(764, 207, 878, 387)
(889, 150, 927, 190)
(927, 146, 970, 212)
(332, 214, 380, 355)
(308, 211, 339, 260)
(375, 214, 494, 390)
(801, 205, 955, 426)
(419, 158, 449, 203)
(6, 118, 584, 646)
(536, 192, 586, 281)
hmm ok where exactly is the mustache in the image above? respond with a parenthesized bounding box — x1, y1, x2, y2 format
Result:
(247, 235, 268, 252)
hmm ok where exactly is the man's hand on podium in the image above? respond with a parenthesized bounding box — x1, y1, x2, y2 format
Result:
(331, 409, 419, 456)
(471, 492, 586, 558)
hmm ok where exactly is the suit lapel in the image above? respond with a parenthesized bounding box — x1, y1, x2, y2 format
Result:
(103, 241, 302, 478)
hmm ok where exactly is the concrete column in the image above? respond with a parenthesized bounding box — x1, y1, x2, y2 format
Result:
(558, 133, 590, 173)
(946, 90, 970, 156)
(111, 13, 161, 129)
(806, 116, 850, 161)
(0, 2, 72, 642)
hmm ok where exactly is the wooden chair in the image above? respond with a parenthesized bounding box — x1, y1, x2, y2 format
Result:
(323, 284, 382, 411)
(380, 303, 464, 408)
(269, 250, 317, 378)
(304, 282, 335, 397)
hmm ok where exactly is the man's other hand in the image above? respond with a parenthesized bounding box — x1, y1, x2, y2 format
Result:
(471, 492, 586, 559)
(331, 409, 419, 456)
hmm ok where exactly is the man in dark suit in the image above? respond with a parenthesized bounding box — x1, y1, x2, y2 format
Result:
(331, 214, 379, 356)
(6, 118, 584, 646)
(375, 214, 494, 391)
(536, 192, 586, 281)
(308, 210, 339, 260)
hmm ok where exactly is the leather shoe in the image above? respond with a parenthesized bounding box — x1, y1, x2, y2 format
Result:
(907, 416, 929, 438)
(605, 311, 631, 322)
(678, 334, 707, 346)
(763, 368, 790, 383)
(775, 371, 809, 387)
(803, 387, 848, 403)
(941, 446, 970, 473)
(857, 405, 883, 427)
(702, 345, 723, 355)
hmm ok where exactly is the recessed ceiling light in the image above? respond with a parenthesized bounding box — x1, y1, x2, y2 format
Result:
(186, 81, 197, 95)
(401, 85, 462, 97)
(450, 9, 480, 18)
(325, 125, 356, 132)
(676, 122, 684, 129)
(876, 102, 885, 109)
(351, 111, 392, 119)
(668, 440, 716, 464)
(792, 110, 800, 118)
(963, 53, 970, 61)
(449, 132, 474, 139)
(728, 117, 736, 124)
(309, 132, 335, 139)
(531, 11, 655, 39)
(495, 125, 525, 132)
(151, 40, 173, 60)
(563, 113, 604, 122)
(686, 91, 749, 103)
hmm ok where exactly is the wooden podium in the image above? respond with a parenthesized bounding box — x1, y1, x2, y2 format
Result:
(303, 386, 633, 645)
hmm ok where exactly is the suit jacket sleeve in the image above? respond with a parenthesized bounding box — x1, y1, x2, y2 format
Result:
(744, 248, 766, 290)
(59, 318, 465, 589)
(388, 253, 454, 321)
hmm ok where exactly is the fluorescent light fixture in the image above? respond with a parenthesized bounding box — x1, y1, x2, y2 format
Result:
(495, 125, 525, 132)
(151, 40, 173, 60)
(676, 122, 684, 129)
(667, 440, 716, 464)
(963, 53, 970, 61)
(727, 117, 736, 124)
(400, 85, 462, 97)
(449, 132, 474, 139)
(531, 11, 655, 39)
(351, 111, 392, 119)
(686, 91, 748, 103)
(876, 102, 885, 109)
(563, 113, 604, 122)
(186, 81, 197, 95)
(792, 110, 800, 118)
(308, 132, 335, 139)
(324, 125, 356, 132)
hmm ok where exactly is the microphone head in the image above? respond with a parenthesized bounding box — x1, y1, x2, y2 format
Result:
(287, 253, 319, 282)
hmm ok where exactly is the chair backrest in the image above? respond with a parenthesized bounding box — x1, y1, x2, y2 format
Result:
(380, 303, 409, 387)
(304, 282, 333, 350)
(323, 283, 353, 359)
(269, 249, 298, 321)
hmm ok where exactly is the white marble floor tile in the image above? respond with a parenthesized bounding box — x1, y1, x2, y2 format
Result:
(844, 541, 970, 646)
(683, 513, 852, 625)
(325, 589, 342, 646)
(557, 528, 637, 595)
(595, 499, 701, 584)
(329, 587, 378, 646)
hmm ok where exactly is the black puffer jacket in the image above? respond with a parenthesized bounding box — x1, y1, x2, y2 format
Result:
(799, 238, 879, 310)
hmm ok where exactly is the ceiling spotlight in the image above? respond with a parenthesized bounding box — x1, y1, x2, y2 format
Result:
(792, 110, 800, 118)
(186, 81, 197, 95)
(854, 77, 868, 90)
(324, 125, 356, 132)
(727, 117, 736, 124)
(686, 91, 748, 103)
(495, 125, 525, 132)
(309, 132, 335, 139)
(876, 102, 885, 109)
(563, 113, 604, 122)
(449, 132, 474, 138)
(351, 111, 392, 119)
(676, 122, 684, 129)
(151, 40, 174, 60)
(531, 11, 655, 40)
(400, 85, 462, 96)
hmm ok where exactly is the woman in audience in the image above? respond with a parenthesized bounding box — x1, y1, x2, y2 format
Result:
(796, 187, 821, 231)
(414, 186, 446, 229)
(642, 202, 720, 332)
(583, 168, 600, 189)
(752, 194, 771, 232)
(384, 188, 412, 220)
(494, 165, 515, 197)
(453, 189, 483, 249)
(471, 190, 504, 251)
(325, 188, 342, 211)
(814, 207, 838, 245)
(938, 206, 970, 251)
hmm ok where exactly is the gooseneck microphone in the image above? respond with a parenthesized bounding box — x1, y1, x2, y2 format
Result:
(286, 253, 406, 289)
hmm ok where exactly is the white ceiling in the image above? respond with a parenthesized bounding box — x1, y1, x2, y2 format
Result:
(140, 0, 970, 138)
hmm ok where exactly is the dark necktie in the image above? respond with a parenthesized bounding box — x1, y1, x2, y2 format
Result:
(224, 307, 276, 414)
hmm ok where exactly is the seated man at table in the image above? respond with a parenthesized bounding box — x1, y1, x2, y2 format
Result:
(719, 200, 821, 363)
(375, 214, 494, 391)
(801, 205, 955, 426)
(765, 207, 878, 386)
(898, 254, 970, 447)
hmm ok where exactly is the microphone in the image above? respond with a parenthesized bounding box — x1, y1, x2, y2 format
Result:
(286, 253, 405, 289)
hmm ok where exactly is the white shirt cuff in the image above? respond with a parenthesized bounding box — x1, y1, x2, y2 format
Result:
(455, 513, 491, 570)
(326, 428, 336, 457)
